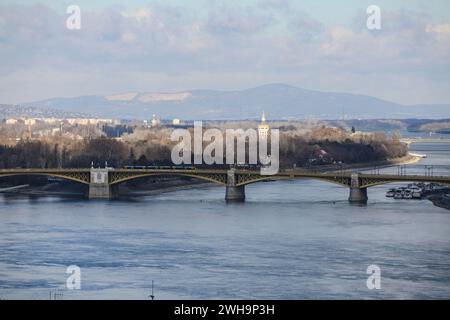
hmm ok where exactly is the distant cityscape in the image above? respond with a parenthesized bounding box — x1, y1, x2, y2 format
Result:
(2, 103, 450, 144)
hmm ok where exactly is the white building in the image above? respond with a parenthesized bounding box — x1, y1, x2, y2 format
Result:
(5, 118, 18, 124)
(23, 118, 36, 126)
(66, 118, 113, 126)
(42, 118, 61, 124)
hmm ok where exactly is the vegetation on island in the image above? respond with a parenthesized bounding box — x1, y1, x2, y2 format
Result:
(0, 120, 408, 169)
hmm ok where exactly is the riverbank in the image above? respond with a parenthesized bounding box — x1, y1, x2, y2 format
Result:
(0, 184, 29, 192)
(0, 182, 86, 197)
(311, 154, 421, 173)
(351, 153, 421, 169)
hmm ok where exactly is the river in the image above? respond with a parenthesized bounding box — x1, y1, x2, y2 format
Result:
(1, 142, 450, 299)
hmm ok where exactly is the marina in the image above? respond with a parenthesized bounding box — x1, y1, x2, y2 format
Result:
(386, 182, 450, 200)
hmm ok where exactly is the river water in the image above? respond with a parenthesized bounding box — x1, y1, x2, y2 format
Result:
(1, 142, 450, 299)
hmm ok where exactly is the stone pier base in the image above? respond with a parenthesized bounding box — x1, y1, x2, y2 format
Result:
(348, 187, 368, 204)
(225, 185, 245, 202)
(88, 183, 118, 199)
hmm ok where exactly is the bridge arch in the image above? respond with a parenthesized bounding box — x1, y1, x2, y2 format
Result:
(109, 172, 227, 186)
(235, 175, 351, 188)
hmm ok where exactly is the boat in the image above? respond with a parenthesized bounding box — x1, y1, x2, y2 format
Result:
(403, 189, 413, 199)
(388, 182, 449, 201)
(394, 189, 404, 199)
(410, 186, 423, 199)
(386, 189, 396, 197)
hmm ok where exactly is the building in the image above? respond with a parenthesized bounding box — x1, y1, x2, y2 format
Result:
(172, 118, 181, 125)
(67, 118, 89, 125)
(5, 118, 18, 124)
(66, 118, 114, 126)
(23, 118, 36, 126)
(42, 118, 61, 124)
(151, 114, 160, 127)
(258, 112, 270, 139)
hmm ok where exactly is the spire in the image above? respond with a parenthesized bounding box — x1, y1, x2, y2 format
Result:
(261, 111, 266, 123)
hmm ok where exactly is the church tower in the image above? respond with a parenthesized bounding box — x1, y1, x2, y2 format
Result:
(258, 111, 270, 139)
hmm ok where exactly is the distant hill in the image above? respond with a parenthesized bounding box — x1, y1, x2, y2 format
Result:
(0, 104, 91, 119)
(21, 84, 450, 120)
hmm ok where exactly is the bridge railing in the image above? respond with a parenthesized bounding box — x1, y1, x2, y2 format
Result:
(359, 165, 450, 177)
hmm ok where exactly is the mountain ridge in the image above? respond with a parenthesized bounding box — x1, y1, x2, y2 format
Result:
(19, 83, 450, 120)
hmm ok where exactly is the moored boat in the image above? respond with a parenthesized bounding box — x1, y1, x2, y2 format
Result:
(386, 188, 395, 197)
(394, 189, 404, 199)
(403, 189, 413, 199)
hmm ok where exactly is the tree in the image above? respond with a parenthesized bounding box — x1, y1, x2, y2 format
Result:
(128, 148, 136, 165)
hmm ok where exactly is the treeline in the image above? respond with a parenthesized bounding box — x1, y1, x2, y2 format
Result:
(0, 127, 407, 169)
(279, 127, 407, 167)
(0, 138, 173, 169)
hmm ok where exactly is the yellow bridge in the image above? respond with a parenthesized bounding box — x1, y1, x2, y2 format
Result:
(1, 167, 450, 203)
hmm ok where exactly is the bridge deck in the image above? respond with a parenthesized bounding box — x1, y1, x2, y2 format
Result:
(0, 168, 449, 188)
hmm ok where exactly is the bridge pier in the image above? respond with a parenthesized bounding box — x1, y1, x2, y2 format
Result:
(348, 187, 368, 204)
(88, 169, 117, 199)
(225, 168, 245, 202)
(88, 183, 115, 199)
(225, 185, 245, 202)
(348, 173, 368, 204)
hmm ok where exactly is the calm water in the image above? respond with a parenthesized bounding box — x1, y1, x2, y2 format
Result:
(1, 143, 450, 299)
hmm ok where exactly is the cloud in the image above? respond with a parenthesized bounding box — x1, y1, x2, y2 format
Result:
(427, 22, 450, 35)
(206, 4, 273, 35)
(288, 11, 323, 40)
(0, 3, 449, 105)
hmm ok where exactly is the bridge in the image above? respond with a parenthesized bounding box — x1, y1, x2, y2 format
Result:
(1, 167, 450, 203)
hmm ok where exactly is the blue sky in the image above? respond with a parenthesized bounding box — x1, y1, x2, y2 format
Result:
(1, 0, 450, 105)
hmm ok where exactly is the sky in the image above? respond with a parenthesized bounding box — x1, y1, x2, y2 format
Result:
(0, 0, 450, 105)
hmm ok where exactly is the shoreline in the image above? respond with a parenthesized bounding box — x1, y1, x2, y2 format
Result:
(0, 184, 30, 192)
(356, 153, 422, 170)
(312, 153, 421, 173)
